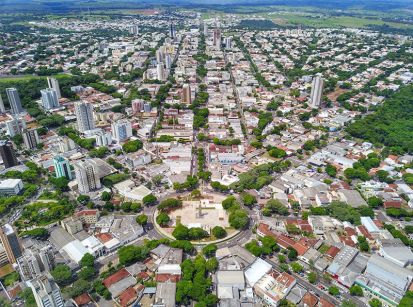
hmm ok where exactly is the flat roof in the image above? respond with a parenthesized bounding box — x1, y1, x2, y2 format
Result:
(0, 179, 22, 188)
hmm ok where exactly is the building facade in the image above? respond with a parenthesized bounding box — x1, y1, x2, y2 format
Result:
(53, 156, 72, 180)
(27, 273, 64, 307)
(41, 88, 59, 110)
(6, 88, 23, 114)
(74, 159, 102, 193)
(23, 129, 41, 149)
(111, 119, 132, 142)
(74, 101, 95, 132)
(310, 74, 324, 108)
(0, 140, 18, 168)
(47, 77, 61, 99)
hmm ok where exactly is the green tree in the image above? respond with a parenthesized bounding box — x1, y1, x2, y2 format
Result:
(367, 196, 382, 208)
(212, 226, 227, 239)
(206, 257, 218, 272)
(368, 298, 382, 307)
(202, 244, 217, 258)
(349, 285, 363, 296)
(241, 192, 257, 207)
(287, 247, 298, 261)
(156, 212, 170, 227)
(328, 286, 340, 296)
(122, 139, 143, 153)
(143, 194, 157, 206)
(101, 191, 112, 201)
(51, 264, 72, 286)
(78, 266, 96, 280)
(308, 272, 317, 284)
(229, 210, 249, 229)
(325, 164, 337, 177)
(136, 214, 148, 225)
(80, 253, 94, 268)
(290, 262, 303, 273)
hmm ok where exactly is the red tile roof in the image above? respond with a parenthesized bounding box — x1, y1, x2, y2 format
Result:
(118, 287, 136, 307)
(302, 292, 318, 307)
(345, 227, 357, 237)
(96, 232, 113, 243)
(103, 268, 131, 288)
(340, 236, 356, 247)
(326, 246, 340, 258)
(76, 209, 98, 216)
(384, 201, 402, 209)
(74, 293, 92, 306)
(357, 225, 373, 240)
(292, 242, 309, 256)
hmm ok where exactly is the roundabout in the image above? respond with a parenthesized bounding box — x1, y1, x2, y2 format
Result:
(147, 191, 254, 246)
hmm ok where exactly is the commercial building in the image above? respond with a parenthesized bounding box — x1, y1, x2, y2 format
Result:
(74, 101, 95, 132)
(111, 119, 132, 142)
(355, 254, 413, 305)
(153, 282, 176, 307)
(0, 140, 18, 168)
(47, 77, 61, 99)
(378, 238, 413, 267)
(41, 88, 59, 110)
(53, 155, 72, 180)
(0, 179, 23, 195)
(27, 273, 64, 307)
(310, 74, 323, 108)
(74, 159, 102, 193)
(23, 128, 41, 149)
(0, 223, 22, 264)
(6, 88, 23, 114)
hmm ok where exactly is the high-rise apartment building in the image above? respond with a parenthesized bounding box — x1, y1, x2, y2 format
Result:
(0, 224, 22, 264)
(130, 25, 139, 35)
(74, 101, 95, 132)
(0, 140, 18, 168)
(5, 117, 26, 137)
(132, 99, 145, 113)
(74, 160, 101, 193)
(310, 74, 324, 108)
(169, 23, 175, 39)
(157, 63, 165, 81)
(41, 88, 59, 110)
(27, 273, 64, 307)
(47, 77, 61, 99)
(203, 23, 208, 36)
(17, 243, 55, 281)
(6, 88, 23, 114)
(111, 119, 133, 142)
(53, 156, 72, 180)
(213, 28, 221, 48)
(182, 84, 191, 104)
(22, 129, 41, 150)
(0, 93, 6, 113)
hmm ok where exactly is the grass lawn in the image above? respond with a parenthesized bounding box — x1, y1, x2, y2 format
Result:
(264, 12, 413, 30)
(0, 73, 69, 83)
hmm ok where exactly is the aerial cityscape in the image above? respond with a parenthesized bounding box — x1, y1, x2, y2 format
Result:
(0, 0, 413, 306)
